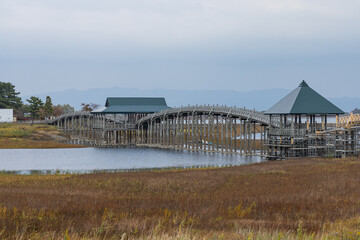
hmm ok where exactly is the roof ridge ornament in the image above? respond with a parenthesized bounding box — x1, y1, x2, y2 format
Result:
(299, 80, 309, 87)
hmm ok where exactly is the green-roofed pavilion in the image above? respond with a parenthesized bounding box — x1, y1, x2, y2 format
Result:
(91, 97, 171, 128)
(265, 81, 345, 159)
(265, 81, 344, 133)
(266, 81, 344, 115)
(92, 97, 171, 114)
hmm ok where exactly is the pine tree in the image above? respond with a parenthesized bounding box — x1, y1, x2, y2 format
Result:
(43, 96, 54, 118)
(0, 82, 22, 109)
(26, 96, 43, 125)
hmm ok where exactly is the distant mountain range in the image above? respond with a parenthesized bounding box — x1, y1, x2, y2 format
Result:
(23, 87, 359, 113)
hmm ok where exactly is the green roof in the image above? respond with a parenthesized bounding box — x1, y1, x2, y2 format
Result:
(265, 81, 344, 115)
(92, 97, 171, 114)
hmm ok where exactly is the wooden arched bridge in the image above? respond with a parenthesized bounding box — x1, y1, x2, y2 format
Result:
(48, 105, 280, 156)
(45, 82, 360, 159)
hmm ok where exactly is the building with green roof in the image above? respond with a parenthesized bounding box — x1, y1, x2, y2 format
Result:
(91, 97, 171, 129)
(266, 80, 344, 132)
(265, 81, 345, 159)
(92, 97, 171, 114)
(266, 80, 343, 115)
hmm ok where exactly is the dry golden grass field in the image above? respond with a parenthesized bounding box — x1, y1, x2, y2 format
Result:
(0, 123, 83, 149)
(1, 158, 360, 239)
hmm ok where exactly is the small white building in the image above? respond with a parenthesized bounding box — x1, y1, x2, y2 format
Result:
(0, 109, 13, 123)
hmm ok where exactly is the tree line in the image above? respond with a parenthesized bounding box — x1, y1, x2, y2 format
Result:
(0, 81, 100, 124)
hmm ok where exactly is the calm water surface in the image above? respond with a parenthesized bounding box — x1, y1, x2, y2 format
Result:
(0, 147, 265, 174)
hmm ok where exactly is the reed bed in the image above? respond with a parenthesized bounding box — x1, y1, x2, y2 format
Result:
(1, 158, 360, 239)
(0, 123, 82, 148)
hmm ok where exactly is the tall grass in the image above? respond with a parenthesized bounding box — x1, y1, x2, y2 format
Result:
(1, 158, 360, 239)
(0, 123, 34, 137)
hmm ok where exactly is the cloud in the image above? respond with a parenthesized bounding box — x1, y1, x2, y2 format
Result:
(0, 0, 360, 98)
(1, 0, 360, 47)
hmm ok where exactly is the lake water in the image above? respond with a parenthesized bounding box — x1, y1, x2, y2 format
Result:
(0, 147, 265, 174)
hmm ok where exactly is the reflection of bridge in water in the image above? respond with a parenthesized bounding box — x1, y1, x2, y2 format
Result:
(48, 105, 279, 156)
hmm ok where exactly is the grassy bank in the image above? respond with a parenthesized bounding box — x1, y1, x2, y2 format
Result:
(0, 123, 83, 148)
(1, 158, 360, 239)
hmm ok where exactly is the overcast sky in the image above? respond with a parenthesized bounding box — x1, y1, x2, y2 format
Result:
(1, 0, 360, 97)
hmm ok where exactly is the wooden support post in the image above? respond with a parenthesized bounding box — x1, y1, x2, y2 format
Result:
(177, 116, 180, 149)
(169, 118, 171, 148)
(185, 115, 189, 150)
(184, 115, 188, 150)
(198, 114, 201, 151)
(200, 115, 203, 151)
(172, 118, 175, 149)
(188, 114, 191, 150)
(203, 115, 206, 151)
(229, 118, 232, 153)
(141, 125, 144, 144)
(103, 115, 106, 129)
(180, 115, 184, 149)
(234, 118, 237, 153)
(137, 125, 140, 145)
(211, 115, 215, 152)
(158, 120, 161, 145)
(325, 115, 327, 131)
(145, 127, 147, 145)
(224, 117, 227, 153)
(113, 114, 116, 129)
(80, 117, 83, 138)
(246, 121, 250, 155)
(203, 115, 207, 151)
(173, 117, 177, 149)
(164, 118, 167, 146)
(153, 119, 159, 145)
(199, 115, 202, 151)
(176, 115, 180, 149)
(260, 125, 263, 155)
(230, 118, 233, 153)
(160, 118, 163, 145)
(207, 115, 210, 152)
(243, 121, 247, 154)
(154, 121, 157, 145)
(156, 120, 159, 145)
(194, 115, 198, 151)
(253, 122, 256, 155)
(247, 122, 251, 154)
(221, 117, 224, 153)
(73, 116, 76, 135)
(166, 118, 170, 147)
(149, 121, 153, 145)
(166, 118, 169, 147)
(84, 117, 87, 138)
(153, 121, 156, 145)
(216, 116, 219, 152)
(191, 113, 195, 150)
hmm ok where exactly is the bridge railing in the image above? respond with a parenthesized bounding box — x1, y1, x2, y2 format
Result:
(47, 106, 280, 129)
(46, 111, 92, 124)
(136, 105, 279, 127)
(269, 128, 308, 137)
